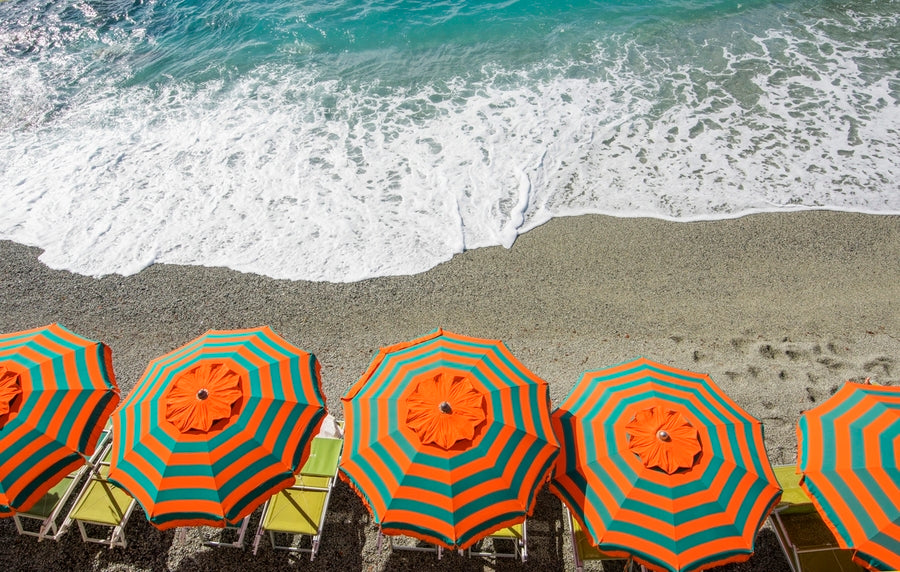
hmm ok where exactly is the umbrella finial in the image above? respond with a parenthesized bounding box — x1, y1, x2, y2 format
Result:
(406, 373, 486, 449)
(165, 362, 243, 433)
(626, 405, 701, 474)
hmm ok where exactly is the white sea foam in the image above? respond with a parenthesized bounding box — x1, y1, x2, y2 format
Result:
(1, 10, 898, 282)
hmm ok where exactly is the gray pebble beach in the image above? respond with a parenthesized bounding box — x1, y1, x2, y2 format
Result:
(2, 210, 899, 571)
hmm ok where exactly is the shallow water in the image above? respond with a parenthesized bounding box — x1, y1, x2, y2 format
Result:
(1, 0, 898, 281)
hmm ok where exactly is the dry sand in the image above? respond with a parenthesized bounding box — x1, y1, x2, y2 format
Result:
(1, 210, 898, 571)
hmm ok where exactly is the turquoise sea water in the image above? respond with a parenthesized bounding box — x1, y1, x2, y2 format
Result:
(1, 0, 898, 281)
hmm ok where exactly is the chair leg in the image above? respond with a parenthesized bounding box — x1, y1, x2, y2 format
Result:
(567, 509, 584, 572)
(251, 506, 268, 555)
(521, 521, 528, 562)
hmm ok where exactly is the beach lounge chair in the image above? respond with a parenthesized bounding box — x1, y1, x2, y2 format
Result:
(769, 464, 865, 572)
(62, 438, 137, 548)
(13, 423, 113, 540)
(202, 516, 251, 549)
(467, 521, 528, 562)
(251, 434, 343, 559)
(566, 507, 642, 572)
(378, 528, 449, 560)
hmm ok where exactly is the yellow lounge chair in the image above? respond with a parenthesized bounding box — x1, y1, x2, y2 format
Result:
(566, 507, 641, 572)
(467, 521, 527, 562)
(769, 464, 865, 572)
(14, 423, 113, 540)
(251, 434, 342, 560)
(62, 438, 137, 548)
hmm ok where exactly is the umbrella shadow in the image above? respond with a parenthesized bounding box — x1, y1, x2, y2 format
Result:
(377, 486, 567, 571)
(0, 511, 174, 572)
(173, 478, 369, 572)
(706, 527, 792, 572)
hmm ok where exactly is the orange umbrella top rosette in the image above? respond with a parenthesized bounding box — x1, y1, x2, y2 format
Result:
(340, 329, 559, 550)
(798, 381, 900, 571)
(109, 327, 327, 530)
(0, 324, 119, 516)
(549, 357, 782, 572)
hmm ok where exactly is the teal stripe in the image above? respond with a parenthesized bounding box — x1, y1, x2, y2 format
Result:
(386, 520, 454, 547)
(224, 471, 293, 522)
(289, 408, 327, 470)
(0, 326, 118, 510)
(152, 510, 224, 527)
(800, 388, 900, 548)
(554, 359, 777, 565)
(110, 439, 157, 496)
(0, 432, 81, 505)
(344, 331, 554, 544)
(338, 467, 382, 525)
(113, 328, 327, 519)
(855, 535, 900, 572)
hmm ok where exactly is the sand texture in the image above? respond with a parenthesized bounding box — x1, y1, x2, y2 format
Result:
(1, 211, 898, 571)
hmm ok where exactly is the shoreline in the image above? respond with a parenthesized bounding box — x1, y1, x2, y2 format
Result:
(2, 210, 898, 570)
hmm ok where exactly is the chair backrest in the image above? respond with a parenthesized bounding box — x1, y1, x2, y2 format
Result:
(252, 432, 344, 558)
(68, 441, 133, 526)
(773, 465, 817, 515)
(301, 437, 342, 475)
(296, 436, 342, 489)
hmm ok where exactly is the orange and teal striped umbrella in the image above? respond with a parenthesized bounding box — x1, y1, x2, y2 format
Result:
(549, 357, 781, 572)
(109, 327, 327, 530)
(0, 323, 119, 516)
(340, 328, 559, 550)
(798, 381, 900, 572)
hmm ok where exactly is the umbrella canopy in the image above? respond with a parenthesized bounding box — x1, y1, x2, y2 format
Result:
(0, 323, 119, 515)
(110, 327, 327, 530)
(797, 381, 900, 572)
(549, 357, 781, 572)
(340, 328, 559, 550)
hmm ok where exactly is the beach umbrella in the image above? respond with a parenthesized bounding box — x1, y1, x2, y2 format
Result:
(797, 381, 900, 571)
(549, 357, 782, 572)
(340, 328, 559, 550)
(109, 327, 327, 530)
(0, 323, 120, 516)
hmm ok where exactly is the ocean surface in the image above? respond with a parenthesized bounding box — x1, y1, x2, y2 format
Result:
(1, 0, 898, 282)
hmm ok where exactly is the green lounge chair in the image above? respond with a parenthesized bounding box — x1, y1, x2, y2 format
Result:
(14, 423, 113, 540)
(62, 439, 136, 548)
(769, 464, 865, 572)
(251, 434, 343, 560)
(467, 521, 527, 562)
